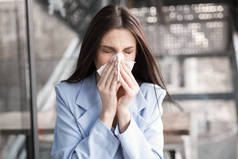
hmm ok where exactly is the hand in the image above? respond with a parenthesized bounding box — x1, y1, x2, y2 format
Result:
(97, 58, 119, 129)
(117, 60, 140, 113)
(115, 60, 139, 133)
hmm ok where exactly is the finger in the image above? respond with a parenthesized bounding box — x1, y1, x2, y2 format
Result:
(110, 69, 118, 91)
(100, 59, 115, 80)
(105, 61, 117, 89)
(119, 72, 131, 93)
(100, 59, 116, 86)
(97, 63, 110, 86)
(100, 63, 110, 77)
(116, 80, 121, 91)
(121, 61, 137, 85)
(119, 65, 131, 92)
(120, 64, 134, 88)
(97, 61, 112, 86)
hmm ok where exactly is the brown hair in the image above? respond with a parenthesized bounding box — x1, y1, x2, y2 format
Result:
(62, 4, 171, 101)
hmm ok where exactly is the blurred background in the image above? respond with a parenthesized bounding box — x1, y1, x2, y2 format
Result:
(0, 0, 238, 159)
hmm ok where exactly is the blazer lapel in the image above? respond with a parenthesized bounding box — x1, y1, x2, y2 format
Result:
(75, 71, 101, 111)
(75, 71, 102, 136)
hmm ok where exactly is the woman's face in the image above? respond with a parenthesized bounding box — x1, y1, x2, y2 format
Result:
(94, 28, 136, 71)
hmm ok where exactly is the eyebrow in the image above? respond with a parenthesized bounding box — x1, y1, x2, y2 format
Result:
(100, 45, 135, 50)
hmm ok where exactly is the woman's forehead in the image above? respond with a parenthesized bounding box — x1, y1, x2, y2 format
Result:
(100, 28, 136, 48)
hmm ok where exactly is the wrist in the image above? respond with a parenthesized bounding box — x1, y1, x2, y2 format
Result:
(117, 110, 131, 133)
(99, 111, 115, 129)
(117, 109, 130, 117)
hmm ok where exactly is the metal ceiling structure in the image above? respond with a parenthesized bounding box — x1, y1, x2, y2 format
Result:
(34, 0, 238, 36)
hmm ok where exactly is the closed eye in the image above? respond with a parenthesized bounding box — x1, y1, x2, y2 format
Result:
(103, 49, 113, 53)
(123, 46, 135, 54)
(124, 51, 133, 54)
(101, 45, 116, 53)
(124, 49, 134, 54)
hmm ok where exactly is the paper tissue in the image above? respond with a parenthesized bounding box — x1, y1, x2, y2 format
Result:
(96, 53, 136, 81)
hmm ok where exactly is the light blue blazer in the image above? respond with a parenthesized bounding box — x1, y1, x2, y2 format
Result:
(51, 70, 166, 159)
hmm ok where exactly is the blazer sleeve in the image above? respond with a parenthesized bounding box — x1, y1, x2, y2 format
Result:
(114, 85, 166, 159)
(51, 84, 120, 159)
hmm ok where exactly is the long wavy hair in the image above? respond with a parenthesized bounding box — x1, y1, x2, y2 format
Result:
(62, 4, 171, 101)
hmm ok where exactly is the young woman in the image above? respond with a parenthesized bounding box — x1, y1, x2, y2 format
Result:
(51, 4, 170, 159)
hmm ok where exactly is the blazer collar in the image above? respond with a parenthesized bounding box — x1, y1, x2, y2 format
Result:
(75, 70, 148, 113)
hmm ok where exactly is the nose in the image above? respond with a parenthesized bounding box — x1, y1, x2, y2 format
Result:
(110, 52, 124, 63)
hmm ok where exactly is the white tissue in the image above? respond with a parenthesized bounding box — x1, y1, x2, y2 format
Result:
(96, 53, 136, 81)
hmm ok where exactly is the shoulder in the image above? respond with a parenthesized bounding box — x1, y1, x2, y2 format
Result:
(54, 80, 84, 105)
(137, 82, 167, 118)
(140, 82, 167, 102)
(55, 80, 83, 93)
(140, 82, 165, 91)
